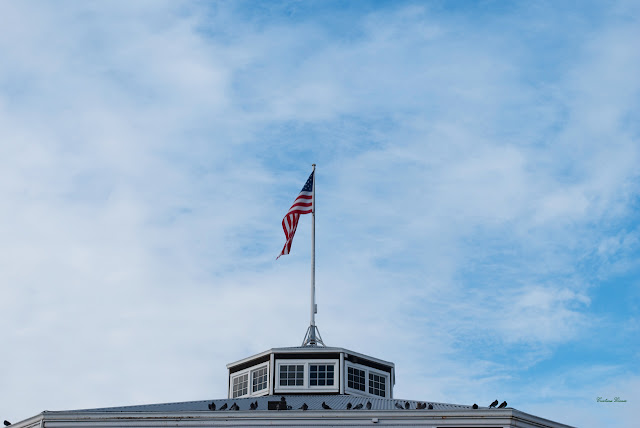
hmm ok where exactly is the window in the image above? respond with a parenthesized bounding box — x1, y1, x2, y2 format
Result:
(232, 373, 248, 398)
(229, 363, 269, 399)
(252, 366, 268, 393)
(279, 364, 304, 386)
(309, 364, 334, 386)
(274, 359, 339, 392)
(347, 366, 365, 391)
(345, 362, 390, 398)
(369, 372, 386, 397)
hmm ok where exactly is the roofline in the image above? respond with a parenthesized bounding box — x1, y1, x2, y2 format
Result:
(24, 408, 574, 428)
(3, 413, 44, 428)
(226, 347, 395, 370)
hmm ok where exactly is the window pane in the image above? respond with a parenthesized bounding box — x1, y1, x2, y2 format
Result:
(232, 373, 249, 398)
(309, 364, 334, 387)
(280, 364, 304, 387)
(252, 367, 268, 392)
(348, 367, 365, 391)
(369, 372, 386, 397)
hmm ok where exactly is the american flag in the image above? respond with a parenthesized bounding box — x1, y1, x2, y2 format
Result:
(277, 171, 314, 259)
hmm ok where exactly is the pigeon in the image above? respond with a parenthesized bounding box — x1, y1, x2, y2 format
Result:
(353, 403, 363, 410)
(207, 402, 216, 411)
(428, 404, 433, 410)
(299, 403, 308, 411)
(249, 402, 257, 410)
(498, 401, 507, 408)
(395, 402, 404, 409)
(416, 402, 425, 409)
(4, 422, 11, 426)
(229, 403, 239, 411)
(472, 403, 478, 409)
(219, 403, 228, 411)
(489, 400, 499, 408)
(346, 403, 352, 410)
(405, 401, 411, 409)
(322, 402, 331, 410)
(366, 401, 372, 410)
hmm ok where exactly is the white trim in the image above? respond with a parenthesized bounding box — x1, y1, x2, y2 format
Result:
(339, 352, 345, 395)
(269, 353, 275, 395)
(274, 359, 339, 394)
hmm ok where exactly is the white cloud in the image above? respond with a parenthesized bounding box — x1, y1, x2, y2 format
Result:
(0, 2, 639, 428)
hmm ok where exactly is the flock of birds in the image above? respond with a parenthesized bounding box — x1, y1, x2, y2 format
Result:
(205, 397, 507, 411)
(3, 399, 508, 426)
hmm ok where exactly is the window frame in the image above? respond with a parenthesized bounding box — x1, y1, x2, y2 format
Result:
(274, 359, 339, 393)
(344, 361, 390, 398)
(228, 362, 270, 399)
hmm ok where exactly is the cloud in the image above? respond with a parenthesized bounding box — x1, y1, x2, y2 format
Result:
(0, 2, 639, 428)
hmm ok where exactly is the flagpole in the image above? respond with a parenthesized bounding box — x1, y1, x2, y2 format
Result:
(310, 163, 316, 338)
(301, 164, 323, 347)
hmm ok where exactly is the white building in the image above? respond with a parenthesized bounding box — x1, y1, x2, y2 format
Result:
(7, 340, 575, 428)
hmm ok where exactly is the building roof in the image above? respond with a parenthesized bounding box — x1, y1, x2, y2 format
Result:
(7, 395, 575, 428)
(70, 394, 469, 413)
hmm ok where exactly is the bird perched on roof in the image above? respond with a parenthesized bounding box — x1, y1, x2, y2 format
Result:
(353, 403, 363, 410)
(415, 402, 425, 409)
(207, 402, 216, 411)
(498, 401, 507, 408)
(428, 404, 433, 410)
(395, 402, 404, 409)
(322, 402, 331, 410)
(346, 403, 352, 410)
(219, 403, 228, 411)
(299, 403, 308, 411)
(405, 401, 411, 409)
(229, 403, 239, 411)
(472, 403, 478, 409)
(4, 421, 11, 426)
(249, 401, 257, 410)
(366, 401, 372, 410)
(489, 400, 499, 408)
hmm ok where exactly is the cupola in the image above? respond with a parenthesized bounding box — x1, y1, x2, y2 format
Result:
(226, 345, 395, 399)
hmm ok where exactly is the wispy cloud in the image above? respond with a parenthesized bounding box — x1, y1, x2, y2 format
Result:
(0, 1, 638, 427)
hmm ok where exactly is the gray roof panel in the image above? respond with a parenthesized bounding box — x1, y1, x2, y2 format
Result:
(70, 395, 477, 413)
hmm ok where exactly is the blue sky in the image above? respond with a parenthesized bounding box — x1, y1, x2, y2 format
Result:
(0, 1, 638, 427)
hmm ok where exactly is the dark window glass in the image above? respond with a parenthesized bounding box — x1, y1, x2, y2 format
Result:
(347, 367, 365, 391)
(309, 364, 335, 387)
(369, 372, 386, 397)
(279, 365, 304, 386)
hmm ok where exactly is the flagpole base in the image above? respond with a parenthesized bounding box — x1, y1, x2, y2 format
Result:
(302, 325, 325, 347)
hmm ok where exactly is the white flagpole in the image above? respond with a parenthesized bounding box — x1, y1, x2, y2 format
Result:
(310, 163, 316, 336)
(302, 164, 323, 347)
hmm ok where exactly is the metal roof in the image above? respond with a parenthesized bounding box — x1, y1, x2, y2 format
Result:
(69, 394, 475, 413)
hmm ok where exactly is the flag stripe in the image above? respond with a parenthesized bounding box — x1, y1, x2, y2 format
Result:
(277, 171, 314, 259)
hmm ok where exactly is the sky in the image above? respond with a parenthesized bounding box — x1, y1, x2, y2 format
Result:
(0, 1, 638, 427)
